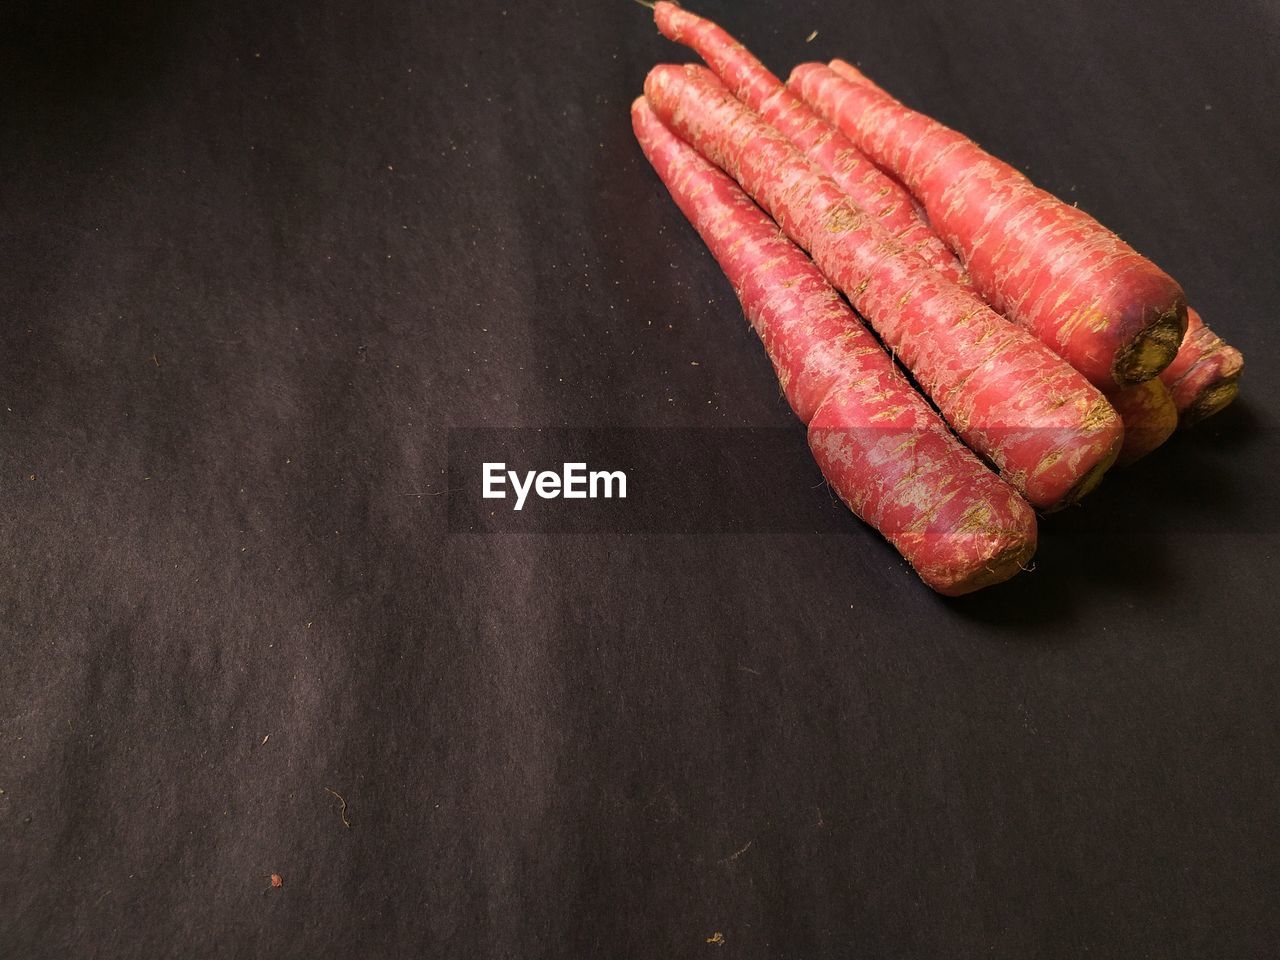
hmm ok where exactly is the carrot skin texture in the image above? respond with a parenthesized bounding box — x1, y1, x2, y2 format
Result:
(644, 64, 1121, 511)
(651, 2, 970, 288)
(793, 61, 1187, 388)
(633, 98, 878, 425)
(1158, 308, 1243, 426)
(1101, 380, 1178, 466)
(632, 97, 1035, 594)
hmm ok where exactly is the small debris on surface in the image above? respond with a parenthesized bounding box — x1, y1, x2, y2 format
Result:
(706, 932, 725, 945)
(721, 840, 753, 863)
(270, 874, 283, 889)
(325, 787, 351, 829)
(805, 29, 818, 42)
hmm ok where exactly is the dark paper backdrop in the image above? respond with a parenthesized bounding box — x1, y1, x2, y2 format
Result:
(3, 0, 1278, 956)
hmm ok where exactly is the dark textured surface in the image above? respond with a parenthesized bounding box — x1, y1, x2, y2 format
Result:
(2, 1, 1278, 956)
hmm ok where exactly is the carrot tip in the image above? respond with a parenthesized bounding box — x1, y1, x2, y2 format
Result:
(1043, 442, 1119, 513)
(1112, 302, 1187, 384)
(931, 536, 1038, 596)
(1181, 377, 1241, 427)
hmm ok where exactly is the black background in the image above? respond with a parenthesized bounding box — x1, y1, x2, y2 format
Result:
(3, 0, 1278, 956)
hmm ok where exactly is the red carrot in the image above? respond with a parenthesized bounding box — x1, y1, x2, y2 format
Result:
(644, 64, 1121, 511)
(650, 2, 970, 288)
(1159, 308, 1243, 426)
(632, 96, 1035, 594)
(1101, 380, 1178, 466)
(792, 60, 1188, 388)
(819, 63, 1245, 427)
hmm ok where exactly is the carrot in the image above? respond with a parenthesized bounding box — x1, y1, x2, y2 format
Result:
(815, 63, 1245, 428)
(1158, 308, 1243, 426)
(1101, 380, 1178, 466)
(650, 2, 970, 288)
(644, 64, 1121, 512)
(632, 97, 1035, 594)
(791, 60, 1188, 389)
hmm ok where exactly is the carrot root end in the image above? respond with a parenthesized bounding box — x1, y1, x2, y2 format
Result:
(1112, 303, 1187, 384)
(1181, 376, 1241, 428)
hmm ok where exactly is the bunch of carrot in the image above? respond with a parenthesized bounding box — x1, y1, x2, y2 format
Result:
(633, 2, 1244, 595)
